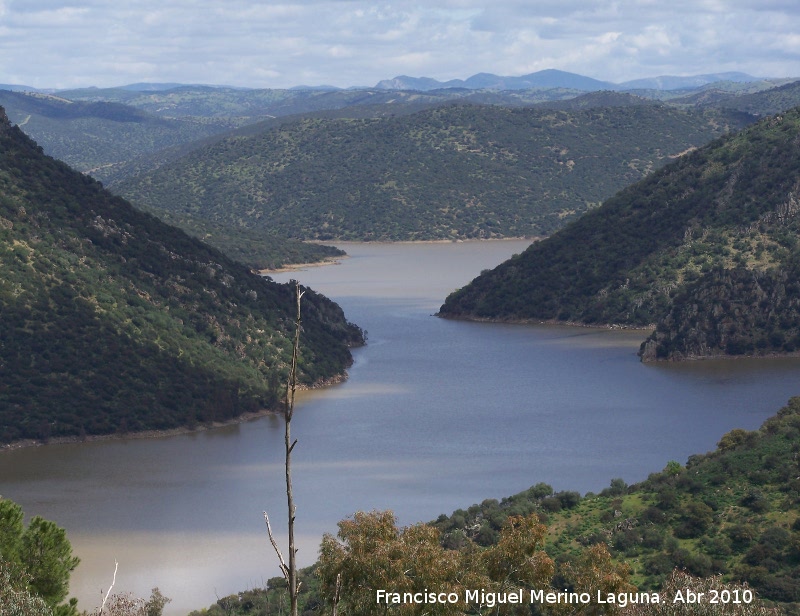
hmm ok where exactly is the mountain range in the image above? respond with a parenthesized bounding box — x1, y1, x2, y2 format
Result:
(374, 69, 767, 92)
(4, 69, 778, 95)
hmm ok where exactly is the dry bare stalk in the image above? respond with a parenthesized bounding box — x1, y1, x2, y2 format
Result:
(263, 512, 289, 580)
(331, 572, 342, 616)
(265, 281, 304, 616)
(98, 560, 118, 615)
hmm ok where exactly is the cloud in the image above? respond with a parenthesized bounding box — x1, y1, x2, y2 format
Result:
(0, 0, 799, 89)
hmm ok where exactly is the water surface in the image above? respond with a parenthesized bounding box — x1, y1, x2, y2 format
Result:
(2, 241, 798, 614)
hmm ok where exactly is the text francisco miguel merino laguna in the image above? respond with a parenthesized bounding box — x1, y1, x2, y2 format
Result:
(376, 587, 755, 609)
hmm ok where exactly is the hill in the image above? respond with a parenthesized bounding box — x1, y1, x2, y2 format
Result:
(0, 106, 363, 445)
(112, 103, 752, 242)
(536, 90, 656, 110)
(669, 80, 800, 117)
(0, 91, 350, 270)
(0, 89, 241, 173)
(375, 68, 616, 91)
(438, 106, 800, 360)
(617, 72, 761, 90)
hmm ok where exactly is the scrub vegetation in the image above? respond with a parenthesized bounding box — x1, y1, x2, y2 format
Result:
(113, 104, 750, 242)
(0, 107, 363, 445)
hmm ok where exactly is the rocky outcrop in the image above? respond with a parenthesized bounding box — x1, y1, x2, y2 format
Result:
(640, 263, 800, 361)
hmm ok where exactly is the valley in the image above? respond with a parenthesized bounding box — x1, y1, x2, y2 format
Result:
(3, 242, 800, 614)
(3, 66, 800, 615)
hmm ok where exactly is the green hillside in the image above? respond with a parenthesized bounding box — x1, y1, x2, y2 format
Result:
(55, 84, 583, 120)
(0, 107, 363, 445)
(680, 80, 800, 118)
(439, 106, 800, 360)
(0, 91, 348, 270)
(0, 89, 241, 173)
(113, 103, 751, 242)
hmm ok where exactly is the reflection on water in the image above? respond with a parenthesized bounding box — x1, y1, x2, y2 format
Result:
(296, 382, 409, 400)
(2, 240, 799, 615)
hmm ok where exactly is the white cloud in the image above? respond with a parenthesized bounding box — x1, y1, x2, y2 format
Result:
(0, 0, 799, 89)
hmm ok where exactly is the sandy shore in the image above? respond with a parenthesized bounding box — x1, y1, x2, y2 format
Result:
(259, 255, 345, 274)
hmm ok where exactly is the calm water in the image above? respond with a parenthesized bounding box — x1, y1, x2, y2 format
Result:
(2, 241, 799, 615)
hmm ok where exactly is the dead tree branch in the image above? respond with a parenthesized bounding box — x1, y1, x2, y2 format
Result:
(265, 280, 304, 616)
(98, 560, 118, 615)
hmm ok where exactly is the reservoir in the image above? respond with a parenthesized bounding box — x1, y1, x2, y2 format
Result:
(2, 240, 799, 615)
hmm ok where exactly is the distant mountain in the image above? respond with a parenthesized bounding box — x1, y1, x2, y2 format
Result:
(0, 84, 40, 92)
(439, 106, 800, 361)
(617, 72, 760, 90)
(374, 75, 455, 90)
(113, 103, 751, 242)
(374, 70, 771, 93)
(289, 84, 342, 91)
(376, 69, 615, 92)
(0, 105, 363, 444)
(16, 70, 785, 100)
(115, 82, 233, 91)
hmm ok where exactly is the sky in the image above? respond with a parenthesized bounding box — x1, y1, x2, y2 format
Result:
(1, 0, 799, 90)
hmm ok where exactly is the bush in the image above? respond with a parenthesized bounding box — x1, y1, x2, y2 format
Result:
(601, 478, 628, 497)
(741, 489, 770, 513)
(556, 491, 582, 509)
(540, 497, 562, 513)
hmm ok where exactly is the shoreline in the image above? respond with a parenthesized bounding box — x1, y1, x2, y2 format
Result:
(439, 313, 800, 362)
(0, 373, 349, 453)
(436, 312, 655, 332)
(643, 348, 800, 363)
(341, 236, 536, 244)
(259, 255, 346, 274)
(0, 407, 280, 452)
(433, 313, 800, 364)
(261, 237, 539, 274)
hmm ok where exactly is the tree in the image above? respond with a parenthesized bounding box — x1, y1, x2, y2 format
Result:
(89, 588, 171, 616)
(0, 557, 53, 616)
(560, 543, 636, 616)
(0, 499, 24, 561)
(483, 514, 554, 595)
(0, 497, 79, 613)
(318, 511, 554, 616)
(264, 281, 304, 616)
(20, 517, 80, 607)
(318, 510, 471, 616)
(620, 570, 779, 616)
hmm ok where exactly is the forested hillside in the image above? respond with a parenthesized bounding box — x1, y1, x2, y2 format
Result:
(0, 107, 363, 445)
(0, 91, 351, 269)
(682, 80, 800, 118)
(114, 103, 750, 241)
(439, 106, 800, 360)
(0, 89, 241, 173)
